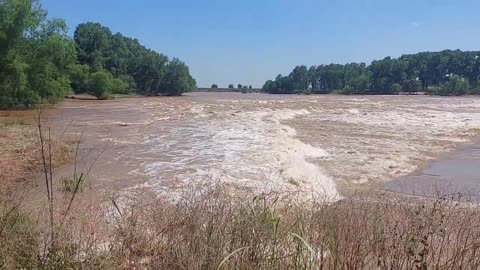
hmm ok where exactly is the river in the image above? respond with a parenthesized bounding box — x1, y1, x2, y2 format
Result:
(50, 93, 480, 201)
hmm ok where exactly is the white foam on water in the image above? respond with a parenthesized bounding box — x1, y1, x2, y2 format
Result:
(305, 97, 480, 185)
(136, 107, 340, 202)
(347, 109, 360, 114)
(117, 95, 480, 200)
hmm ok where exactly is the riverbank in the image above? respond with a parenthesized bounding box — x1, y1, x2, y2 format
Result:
(0, 109, 75, 191)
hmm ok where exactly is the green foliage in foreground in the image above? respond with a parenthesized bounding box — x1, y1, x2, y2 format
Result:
(0, 0, 196, 108)
(263, 50, 480, 96)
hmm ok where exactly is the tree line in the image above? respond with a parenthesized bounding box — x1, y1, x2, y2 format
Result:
(262, 50, 480, 96)
(0, 0, 196, 108)
(211, 84, 253, 89)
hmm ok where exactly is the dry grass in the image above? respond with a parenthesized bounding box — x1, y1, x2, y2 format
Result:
(1, 184, 480, 270)
(0, 117, 38, 185)
(0, 115, 74, 187)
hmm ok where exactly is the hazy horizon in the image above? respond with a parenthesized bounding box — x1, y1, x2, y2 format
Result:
(42, 0, 480, 88)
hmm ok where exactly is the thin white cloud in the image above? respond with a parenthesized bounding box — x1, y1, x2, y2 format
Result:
(410, 21, 420, 28)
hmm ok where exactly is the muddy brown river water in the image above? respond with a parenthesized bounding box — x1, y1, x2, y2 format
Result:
(50, 93, 480, 201)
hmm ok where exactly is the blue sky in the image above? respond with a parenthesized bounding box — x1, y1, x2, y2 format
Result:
(42, 0, 480, 88)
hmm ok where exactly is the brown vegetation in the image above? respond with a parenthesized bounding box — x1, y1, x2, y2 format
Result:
(1, 182, 480, 269)
(0, 111, 74, 187)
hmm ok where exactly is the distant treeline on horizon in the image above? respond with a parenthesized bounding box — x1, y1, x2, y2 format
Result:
(263, 50, 480, 96)
(0, 0, 196, 108)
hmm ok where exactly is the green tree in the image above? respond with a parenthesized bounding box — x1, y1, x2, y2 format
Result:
(211, 84, 218, 88)
(349, 74, 369, 93)
(0, 1, 76, 107)
(68, 64, 90, 93)
(438, 75, 469, 96)
(27, 20, 77, 102)
(73, 22, 196, 97)
(237, 84, 243, 89)
(117, 74, 136, 91)
(262, 74, 294, 94)
(88, 70, 113, 99)
(369, 57, 406, 94)
(290, 65, 309, 91)
(264, 49, 480, 96)
(161, 58, 196, 96)
(392, 83, 402, 94)
(129, 51, 167, 96)
(111, 78, 129, 94)
(228, 84, 234, 89)
(74, 22, 112, 71)
(312, 64, 345, 93)
(340, 86, 355, 95)
(402, 79, 422, 94)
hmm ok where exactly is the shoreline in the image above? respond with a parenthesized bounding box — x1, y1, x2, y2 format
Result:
(384, 134, 480, 200)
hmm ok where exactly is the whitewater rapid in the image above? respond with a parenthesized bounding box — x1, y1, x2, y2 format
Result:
(55, 93, 480, 201)
(137, 106, 340, 201)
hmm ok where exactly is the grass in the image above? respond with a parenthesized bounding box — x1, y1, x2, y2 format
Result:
(0, 117, 28, 127)
(1, 185, 480, 269)
(0, 114, 74, 185)
(0, 117, 39, 185)
(61, 175, 86, 192)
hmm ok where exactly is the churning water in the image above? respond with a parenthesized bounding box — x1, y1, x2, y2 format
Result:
(54, 93, 480, 200)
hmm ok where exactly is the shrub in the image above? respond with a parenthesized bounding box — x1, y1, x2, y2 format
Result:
(349, 74, 369, 93)
(340, 86, 355, 95)
(392, 83, 402, 94)
(302, 89, 312, 95)
(61, 176, 86, 192)
(111, 78, 130, 95)
(0, 205, 39, 269)
(426, 86, 440, 95)
(68, 64, 90, 94)
(88, 70, 113, 99)
(118, 74, 137, 92)
(402, 79, 422, 94)
(469, 87, 480, 95)
(449, 75, 469, 96)
(437, 75, 469, 96)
